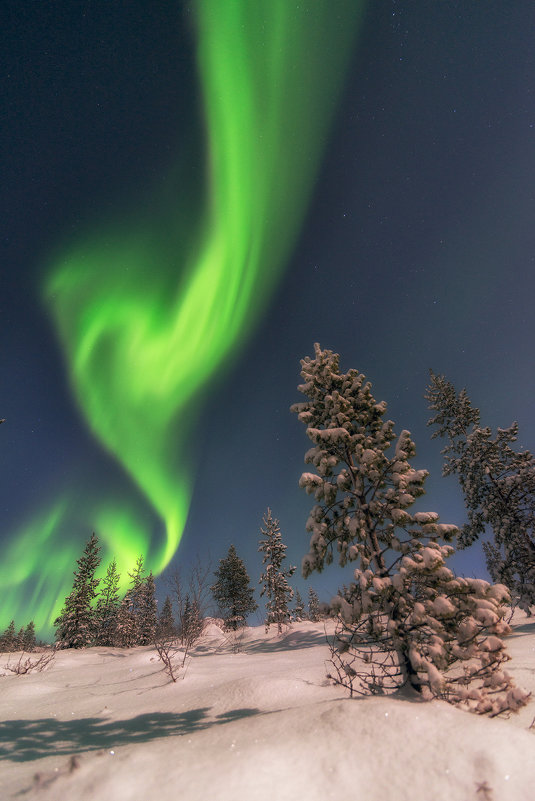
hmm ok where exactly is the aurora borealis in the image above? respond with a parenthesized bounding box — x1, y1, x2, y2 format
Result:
(2, 2, 535, 638)
(1, 1, 364, 633)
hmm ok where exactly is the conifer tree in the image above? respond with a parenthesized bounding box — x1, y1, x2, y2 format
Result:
(258, 509, 296, 633)
(115, 555, 146, 646)
(426, 371, 535, 614)
(1, 620, 16, 651)
(138, 571, 158, 645)
(308, 587, 321, 622)
(129, 556, 146, 607)
(116, 591, 137, 647)
(293, 589, 306, 621)
(157, 595, 176, 639)
(211, 545, 257, 630)
(291, 344, 529, 714)
(54, 533, 101, 648)
(15, 627, 25, 649)
(128, 555, 146, 643)
(23, 621, 36, 652)
(95, 559, 121, 646)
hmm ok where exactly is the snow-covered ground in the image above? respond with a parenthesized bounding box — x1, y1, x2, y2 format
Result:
(1, 614, 534, 801)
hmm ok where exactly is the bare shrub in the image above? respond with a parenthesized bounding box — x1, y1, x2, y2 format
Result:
(168, 555, 211, 646)
(154, 639, 187, 683)
(155, 557, 214, 683)
(3, 650, 55, 675)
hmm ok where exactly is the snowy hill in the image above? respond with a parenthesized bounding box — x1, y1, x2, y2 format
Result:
(1, 615, 534, 800)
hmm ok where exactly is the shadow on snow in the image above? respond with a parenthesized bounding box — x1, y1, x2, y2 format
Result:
(192, 628, 329, 656)
(0, 707, 261, 763)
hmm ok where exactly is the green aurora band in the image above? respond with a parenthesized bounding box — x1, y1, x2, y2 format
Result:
(1, 0, 365, 636)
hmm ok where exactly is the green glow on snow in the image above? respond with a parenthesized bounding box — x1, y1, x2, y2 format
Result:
(2, 0, 365, 637)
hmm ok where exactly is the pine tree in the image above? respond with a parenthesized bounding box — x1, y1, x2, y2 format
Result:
(116, 591, 137, 647)
(128, 555, 146, 644)
(293, 590, 306, 621)
(258, 509, 296, 633)
(426, 371, 535, 614)
(1, 620, 16, 652)
(138, 571, 158, 645)
(15, 627, 25, 649)
(291, 344, 529, 714)
(54, 533, 101, 648)
(23, 621, 36, 652)
(211, 545, 258, 631)
(308, 587, 321, 622)
(115, 555, 146, 647)
(95, 559, 121, 646)
(157, 596, 176, 639)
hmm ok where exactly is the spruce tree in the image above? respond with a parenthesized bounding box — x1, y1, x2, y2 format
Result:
(157, 596, 176, 639)
(23, 621, 36, 652)
(291, 344, 529, 714)
(95, 559, 121, 646)
(138, 571, 158, 645)
(128, 555, 146, 644)
(308, 588, 321, 622)
(116, 591, 137, 647)
(15, 627, 25, 649)
(293, 589, 306, 621)
(115, 554, 146, 646)
(426, 371, 535, 614)
(1, 620, 16, 652)
(211, 545, 258, 631)
(258, 509, 296, 633)
(54, 533, 101, 648)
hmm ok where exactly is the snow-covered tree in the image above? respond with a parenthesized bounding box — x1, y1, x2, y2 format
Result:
(211, 545, 257, 631)
(115, 591, 137, 647)
(426, 371, 535, 614)
(291, 344, 530, 714)
(308, 588, 321, 622)
(127, 555, 146, 643)
(54, 533, 101, 648)
(95, 558, 121, 646)
(158, 595, 176, 639)
(22, 621, 36, 652)
(293, 589, 306, 621)
(0, 620, 16, 651)
(138, 571, 158, 645)
(115, 555, 146, 647)
(15, 626, 25, 649)
(258, 509, 296, 633)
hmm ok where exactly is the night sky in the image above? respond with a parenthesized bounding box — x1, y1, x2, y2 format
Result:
(2, 1, 535, 636)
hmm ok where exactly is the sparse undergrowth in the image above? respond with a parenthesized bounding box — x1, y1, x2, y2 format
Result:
(154, 638, 190, 683)
(2, 650, 55, 675)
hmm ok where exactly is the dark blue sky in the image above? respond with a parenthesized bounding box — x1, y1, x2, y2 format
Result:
(1, 1, 534, 623)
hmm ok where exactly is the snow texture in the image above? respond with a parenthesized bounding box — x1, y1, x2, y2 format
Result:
(0, 614, 534, 800)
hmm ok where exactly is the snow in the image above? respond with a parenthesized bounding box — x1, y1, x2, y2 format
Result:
(1, 615, 534, 800)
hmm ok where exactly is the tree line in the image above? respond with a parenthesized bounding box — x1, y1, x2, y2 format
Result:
(0, 520, 324, 651)
(0, 620, 37, 653)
